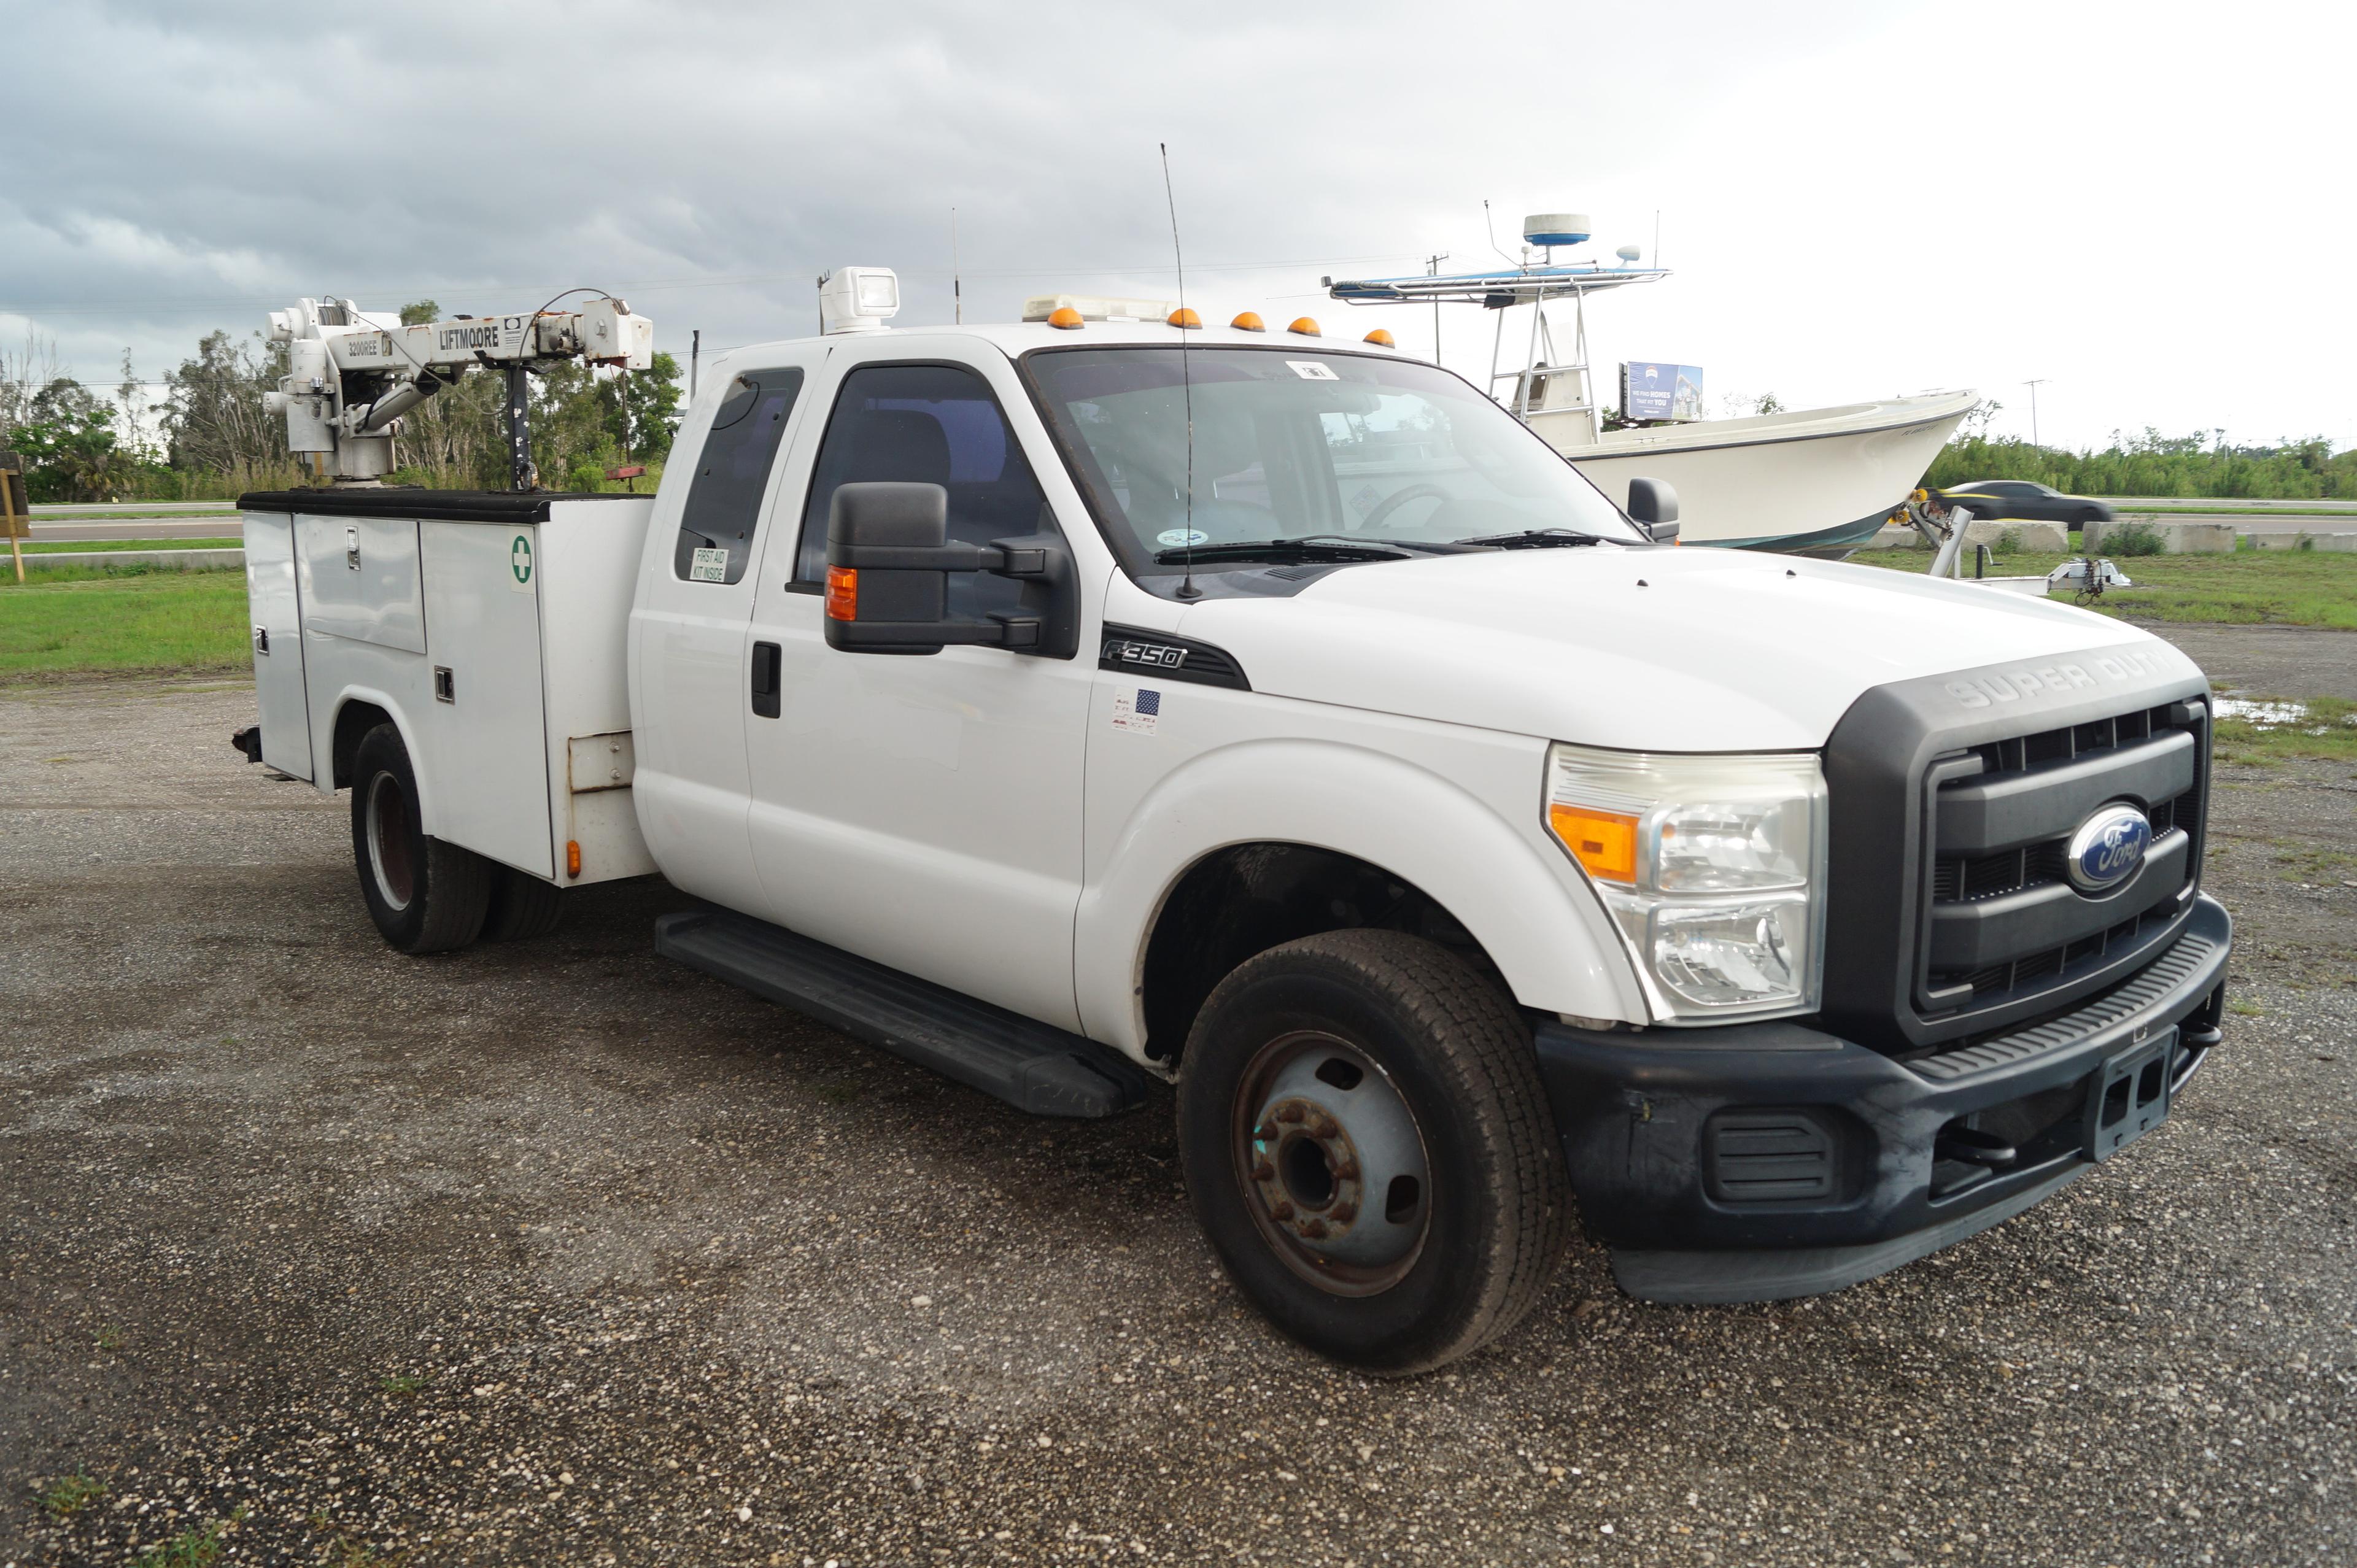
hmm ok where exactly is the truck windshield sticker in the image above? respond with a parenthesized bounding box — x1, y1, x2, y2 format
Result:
(508, 533, 534, 593)
(1286, 360, 1339, 380)
(1157, 528, 1210, 548)
(1110, 687, 1162, 735)
(688, 546, 729, 583)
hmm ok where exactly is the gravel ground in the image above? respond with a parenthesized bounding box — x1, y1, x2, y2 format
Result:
(2, 647, 2352, 1568)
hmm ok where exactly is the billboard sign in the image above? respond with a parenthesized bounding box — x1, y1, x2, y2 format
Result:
(1621, 361, 1706, 423)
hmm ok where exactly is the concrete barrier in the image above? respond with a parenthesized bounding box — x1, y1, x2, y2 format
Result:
(2246, 530, 2357, 553)
(2084, 519, 2235, 554)
(1959, 519, 2067, 552)
(22, 547, 245, 571)
(1852, 520, 2067, 553)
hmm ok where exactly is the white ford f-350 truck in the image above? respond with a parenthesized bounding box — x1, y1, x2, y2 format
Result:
(236, 278, 2230, 1372)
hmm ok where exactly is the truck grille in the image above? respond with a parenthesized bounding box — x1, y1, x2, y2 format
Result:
(1818, 644, 2212, 1054)
(1919, 701, 2205, 1019)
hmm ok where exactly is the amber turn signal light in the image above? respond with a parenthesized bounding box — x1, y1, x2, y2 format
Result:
(1230, 311, 1266, 331)
(565, 840, 582, 879)
(1363, 328, 1396, 347)
(1287, 317, 1322, 337)
(1548, 803, 1639, 884)
(1047, 306, 1084, 330)
(825, 565, 858, 621)
(1167, 307, 1202, 329)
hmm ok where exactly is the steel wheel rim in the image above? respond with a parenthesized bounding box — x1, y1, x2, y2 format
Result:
(1230, 1029, 1432, 1297)
(365, 771, 416, 911)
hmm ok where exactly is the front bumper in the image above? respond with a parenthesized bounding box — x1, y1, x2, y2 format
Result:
(1535, 894, 2231, 1305)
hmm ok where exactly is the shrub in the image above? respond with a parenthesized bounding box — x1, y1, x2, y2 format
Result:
(2105, 522, 2167, 556)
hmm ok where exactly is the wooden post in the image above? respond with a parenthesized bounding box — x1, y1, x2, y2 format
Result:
(0, 452, 28, 584)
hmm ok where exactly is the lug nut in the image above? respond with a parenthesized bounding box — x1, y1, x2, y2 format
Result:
(1272, 1199, 1296, 1220)
(1255, 1121, 1279, 1143)
(1329, 1202, 1357, 1223)
(1276, 1104, 1306, 1124)
(1252, 1157, 1274, 1182)
(1301, 1218, 1329, 1238)
(1333, 1158, 1360, 1180)
(1310, 1115, 1339, 1139)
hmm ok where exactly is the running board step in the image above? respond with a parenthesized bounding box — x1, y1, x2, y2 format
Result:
(653, 911, 1152, 1119)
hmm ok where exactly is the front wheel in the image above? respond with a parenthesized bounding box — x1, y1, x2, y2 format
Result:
(350, 722, 490, 954)
(1176, 930, 1572, 1374)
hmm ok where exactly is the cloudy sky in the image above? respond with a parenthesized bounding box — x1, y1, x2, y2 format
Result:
(3, 0, 2347, 452)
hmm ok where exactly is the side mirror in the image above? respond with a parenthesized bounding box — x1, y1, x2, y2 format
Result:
(823, 481, 1078, 657)
(1626, 476, 1680, 543)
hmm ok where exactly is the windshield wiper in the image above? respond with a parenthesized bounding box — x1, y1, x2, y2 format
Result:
(1151, 536, 1415, 565)
(1452, 527, 1609, 549)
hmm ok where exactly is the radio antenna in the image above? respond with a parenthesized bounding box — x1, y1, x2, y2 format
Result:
(1161, 142, 1200, 601)
(1485, 198, 1519, 267)
(951, 206, 962, 325)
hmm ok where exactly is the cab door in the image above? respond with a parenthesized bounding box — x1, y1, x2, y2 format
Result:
(740, 339, 1097, 1031)
(629, 347, 824, 916)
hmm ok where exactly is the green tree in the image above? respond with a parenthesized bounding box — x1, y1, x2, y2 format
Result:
(9, 385, 140, 502)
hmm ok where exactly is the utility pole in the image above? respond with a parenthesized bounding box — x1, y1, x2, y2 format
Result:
(2023, 378, 2048, 450)
(1426, 252, 1449, 367)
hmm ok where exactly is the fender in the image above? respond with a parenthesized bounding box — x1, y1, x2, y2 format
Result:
(1074, 736, 1648, 1059)
(320, 684, 438, 833)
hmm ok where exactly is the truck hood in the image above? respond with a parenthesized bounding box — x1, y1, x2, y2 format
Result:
(1172, 546, 2199, 751)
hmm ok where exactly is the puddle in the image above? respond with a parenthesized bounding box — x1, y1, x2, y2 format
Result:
(2215, 697, 2309, 726)
(2214, 695, 2355, 732)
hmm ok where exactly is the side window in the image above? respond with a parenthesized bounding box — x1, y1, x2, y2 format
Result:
(672, 368, 803, 584)
(798, 363, 1050, 617)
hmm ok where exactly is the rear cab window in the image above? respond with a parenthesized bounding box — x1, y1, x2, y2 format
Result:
(673, 369, 805, 584)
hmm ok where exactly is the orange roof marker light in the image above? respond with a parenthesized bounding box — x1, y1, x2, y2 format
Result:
(1230, 311, 1266, 332)
(1363, 328, 1396, 347)
(1046, 305, 1085, 330)
(1287, 317, 1322, 337)
(1167, 307, 1203, 329)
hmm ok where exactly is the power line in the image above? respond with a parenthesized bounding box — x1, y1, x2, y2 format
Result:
(0, 251, 1428, 319)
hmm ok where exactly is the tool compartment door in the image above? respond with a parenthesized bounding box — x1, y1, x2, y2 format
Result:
(295, 513, 426, 652)
(419, 520, 555, 878)
(241, 512, 314, 779)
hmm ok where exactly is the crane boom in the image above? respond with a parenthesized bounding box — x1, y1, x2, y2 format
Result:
(263, 295, 655, 489)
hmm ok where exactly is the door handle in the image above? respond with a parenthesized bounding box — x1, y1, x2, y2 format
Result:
(750, 641, 781, 718)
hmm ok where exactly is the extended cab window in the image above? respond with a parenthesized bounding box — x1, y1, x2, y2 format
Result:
(673, 369, 803, 584)
(797, 363, 1048, 617)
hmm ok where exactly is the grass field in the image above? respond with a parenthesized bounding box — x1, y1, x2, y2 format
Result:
(0, 571, 250, 677)
(17, 537, 242, 554)
(2212, 696, 2357, 767)
(1849, 547, 2357, 630)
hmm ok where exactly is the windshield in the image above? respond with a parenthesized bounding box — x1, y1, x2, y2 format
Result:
(1022, 346, 1644, 570)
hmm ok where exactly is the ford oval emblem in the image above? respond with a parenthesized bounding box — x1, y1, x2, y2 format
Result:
(2067, 803, 2152, 894)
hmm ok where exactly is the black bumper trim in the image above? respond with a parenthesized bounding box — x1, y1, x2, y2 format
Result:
(1910, 907, 2226, 1081)
(1611, 1165, 2083, 1305)
(1534, 897, 2229, 1294)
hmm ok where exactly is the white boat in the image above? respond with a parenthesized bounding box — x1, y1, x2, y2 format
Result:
(1539, 391, 1980, 552)
(1328, 220, 1976, 552)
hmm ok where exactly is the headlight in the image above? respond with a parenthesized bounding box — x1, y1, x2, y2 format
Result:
(1546, 744, 1827, 1022)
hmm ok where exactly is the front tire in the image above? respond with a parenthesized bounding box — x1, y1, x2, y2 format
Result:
(1176, 930, 1572, 1374)
(350, 722, 490, 954)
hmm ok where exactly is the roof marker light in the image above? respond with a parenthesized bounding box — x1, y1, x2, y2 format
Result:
(1167, 307, 1202, 329)
(1363, 328, 1396, 347)
(1047, 306, 1085, 330)
(1287, 317, 1322, 337)
(1230, 311, 1266, 332)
